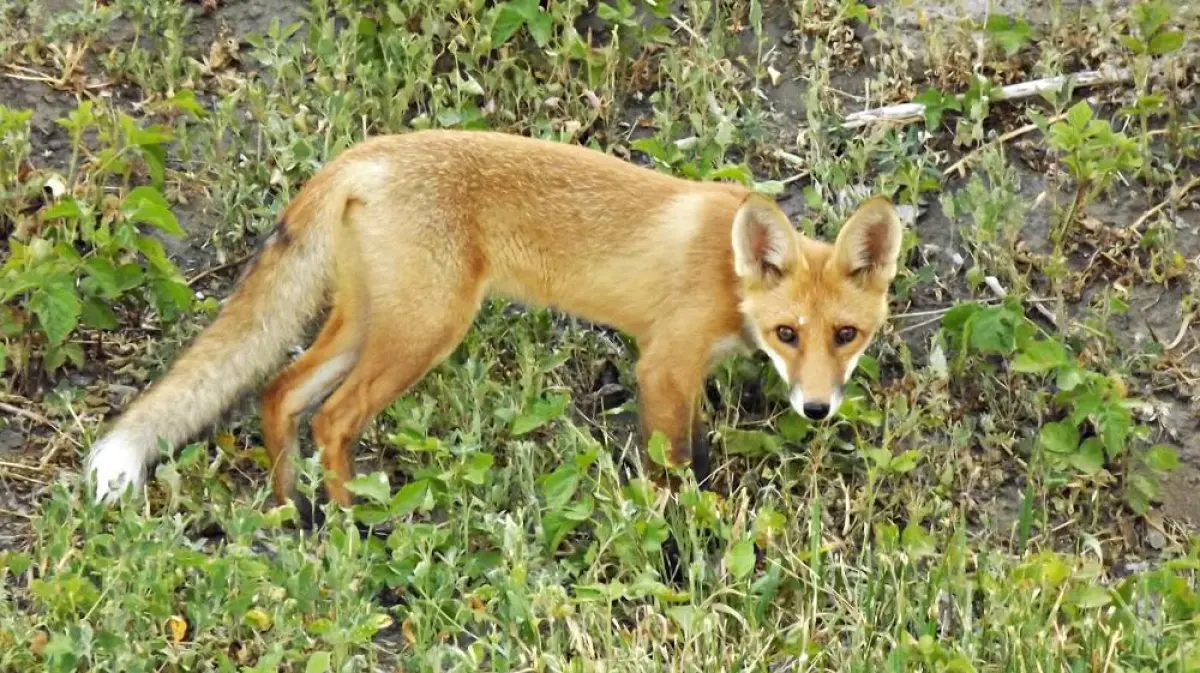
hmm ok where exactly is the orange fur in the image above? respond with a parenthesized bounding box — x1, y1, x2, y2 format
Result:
(84, 130, 904, 513)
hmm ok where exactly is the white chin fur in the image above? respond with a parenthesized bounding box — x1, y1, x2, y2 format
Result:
(85, 432, 149, 503)
(829, 389, 844, 416)
(788, 387, 806, 416)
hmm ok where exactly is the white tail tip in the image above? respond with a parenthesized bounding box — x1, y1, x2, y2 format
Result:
(85, 431, 150, 503)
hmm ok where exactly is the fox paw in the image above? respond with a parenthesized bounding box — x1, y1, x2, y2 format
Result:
(85, 432, 149, 504)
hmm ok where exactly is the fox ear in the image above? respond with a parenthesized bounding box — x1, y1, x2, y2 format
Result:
(732, 193, 800, 286)
(834, 197, 904, 285)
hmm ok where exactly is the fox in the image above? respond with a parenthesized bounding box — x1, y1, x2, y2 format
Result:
(84, 129, 904, 517)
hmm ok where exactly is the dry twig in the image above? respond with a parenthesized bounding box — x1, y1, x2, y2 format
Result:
(842, 68, 1132, 130)
(942, 112, 1069, 179)
(1129, 176, 1200, 236)
(186, 253, 254, 286)
(0, 401, 56, 429)
(984, 276, 1058, 327)
(1165, 314, 1193, 352)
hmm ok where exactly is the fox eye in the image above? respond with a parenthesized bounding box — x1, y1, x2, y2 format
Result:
(834, 326, 858, 346)
(776, 325, 798, 346)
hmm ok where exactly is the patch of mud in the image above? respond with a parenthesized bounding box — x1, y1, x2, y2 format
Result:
(877, 0, 1137, 64)
(0, 76, 78, 168)
(188, 0, 307, 49)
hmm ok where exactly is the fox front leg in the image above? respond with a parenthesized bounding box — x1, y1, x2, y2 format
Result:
(634, 337, 712, 489)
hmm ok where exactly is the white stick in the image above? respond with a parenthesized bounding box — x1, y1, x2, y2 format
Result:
(842, 67, 1132, 129)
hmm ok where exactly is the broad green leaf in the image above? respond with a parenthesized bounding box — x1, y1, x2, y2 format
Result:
(115, 263, 145, 292)
(1069, 437, 1105, 475)
(844, 0, 868, 22)
(707, 163, 753, 183)
(1067, 101, 1093, 131)
(985, 15, 1032, 56)
(1128, 473, 1159, 503)
(84, 257, 122, 298)
(491, 5, 525, 45)
(753, 507, 788, 546)
(902, 522, 937, 558)
(124, 187, 183, 236)
(1126, 487, 1151, 516)
(511, 393, 567, 436)
(864, 447, 892, 470)
(42, 344, 68, 373)
(722, 428, 782, 456)
(631, 137, 683, 166)
(150, 278, 192, 321)
(725, 539, 756, 580)
(462, 452, 494, 485)
(855, 353, 880, 380)
(135, 234, 174, 273)
(1056, 367, 1084, 392)
(1145, 444, 1180, 473)
(1119, 34, 1147, 54)
(1067, 585, 1111, 609)
(43, 341, 84, 374)
(647, 431, 671, 467)
(1039, 421, 1080, 455)
(968, 305, 1019, 355)
(29, 274, 81, 345)
(940, 299, 979, 333)
(40, 198, 83, 221)
(352, 505, 391, 527)
(140, 143, 167, 187)
(345, 471, 391, 505)
(542, 511, 581, 551)
(561, 495, 595, 522)
(776, 413, 811, 442)
(1098, 406, 1131, 459)
(752, 180, 786, 197)
(124, 120, 173, 146)
(638, 518, 670, 553)
(508, 0, 541, 21)
(914, 88, 960, 128)
(1067, 390, 1104, 426)
(595, 1, 623, 22)
(165, 89, 208, 118)
(391, 479, 429, 515)
(1134, 3, 1170, 38)
(888, 450, 922, 474)
(1, 551, 31, 574)
(667, 606, 701, 634)
(305, 652, 332, 673)
(64, 342, 83, 368)
(541, 465, 579, 510)
(1011, 339, 1068, 374)
(81, 298, 119, 330)
(1148, 30, 1184, 55)
(526, 10, 552, 47)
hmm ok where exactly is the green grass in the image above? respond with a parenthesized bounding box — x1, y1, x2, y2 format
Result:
(2, 0, 1199, 670)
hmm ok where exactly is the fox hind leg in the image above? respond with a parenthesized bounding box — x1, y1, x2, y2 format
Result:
(309, 252, 486, 507)
(260, 298, 364, 523)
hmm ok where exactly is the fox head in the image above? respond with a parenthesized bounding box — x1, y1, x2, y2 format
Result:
(732, 194, 904, 422)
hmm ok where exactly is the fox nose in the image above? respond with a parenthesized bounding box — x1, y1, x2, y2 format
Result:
(802, 402, 831, 420)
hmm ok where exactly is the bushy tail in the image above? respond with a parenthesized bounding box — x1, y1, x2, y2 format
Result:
(85, 170, 356, 501)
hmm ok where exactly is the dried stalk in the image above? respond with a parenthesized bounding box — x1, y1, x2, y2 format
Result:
(842, 67, 1132, 130)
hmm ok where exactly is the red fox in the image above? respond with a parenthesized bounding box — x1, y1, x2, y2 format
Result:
(84, 130, 904, 513)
